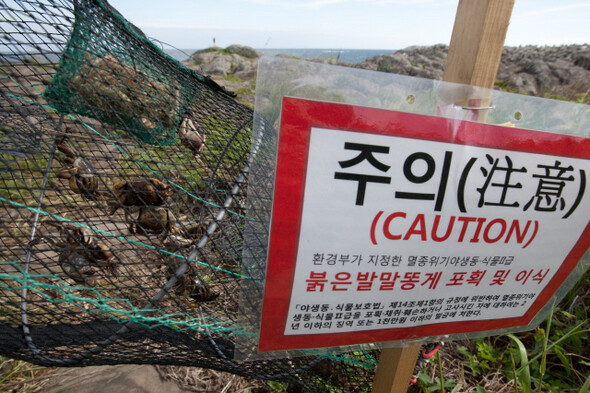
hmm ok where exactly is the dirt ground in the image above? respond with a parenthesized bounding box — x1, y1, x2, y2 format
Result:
(34, 364, 272, 393)
(39, 365, 191, 393)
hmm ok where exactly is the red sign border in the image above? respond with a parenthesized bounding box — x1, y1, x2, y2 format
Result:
(258, 97, 590, 352)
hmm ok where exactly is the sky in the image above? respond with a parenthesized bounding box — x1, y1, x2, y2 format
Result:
(107, 0, 589, 50)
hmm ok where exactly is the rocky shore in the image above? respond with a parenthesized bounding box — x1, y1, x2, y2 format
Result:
(182, 44, 590, 107)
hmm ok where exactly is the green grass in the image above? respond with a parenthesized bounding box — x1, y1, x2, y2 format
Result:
(494, 80, 517, 93)
(413, 268, 589, 393)
(223, 73, 244, 84)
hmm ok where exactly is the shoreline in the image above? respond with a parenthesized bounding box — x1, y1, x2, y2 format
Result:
(181, 43, 590, 108)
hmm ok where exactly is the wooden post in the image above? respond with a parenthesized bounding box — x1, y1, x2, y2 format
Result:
(443, 0, 514, 89)
(372, 343, 422, 393)
(372, 1, 514, 392)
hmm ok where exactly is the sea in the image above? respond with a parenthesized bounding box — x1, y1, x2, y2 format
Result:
(164, 48, 397, 64)
(0, 48, 394, 65)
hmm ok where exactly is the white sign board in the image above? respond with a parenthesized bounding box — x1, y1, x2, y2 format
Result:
(258, 97, 590, 352)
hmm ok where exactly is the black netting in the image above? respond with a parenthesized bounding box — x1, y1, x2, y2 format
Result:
(0, 0, 379, 391)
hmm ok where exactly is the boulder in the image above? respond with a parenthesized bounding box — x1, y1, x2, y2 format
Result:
(183, 46, 259, 78)
(355, 44, 590, 100)
(225, 45, 261, 59)
(182, 43, 590, 106)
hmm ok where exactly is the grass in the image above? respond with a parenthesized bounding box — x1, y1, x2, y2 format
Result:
(543, 90, 590, 105)
(223, 73, 244, 84)
(494, 80, 517, 93)
(0, 356, 55, 393)
(412, 268, 590, 393)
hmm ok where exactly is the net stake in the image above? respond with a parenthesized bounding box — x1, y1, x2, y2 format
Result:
(372, 1, 514, 392)
(372, 343, 422, 393)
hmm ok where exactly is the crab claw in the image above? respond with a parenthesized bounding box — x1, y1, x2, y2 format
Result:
(57, 167, 75, 179)
(56, 136, 76, 157)
(179, 118, 206, 155)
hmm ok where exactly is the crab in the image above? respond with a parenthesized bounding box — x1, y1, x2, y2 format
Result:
(56, 136, 99, 197)
(178, 116, 206, 160)
(161, 214, 206, 250)
(41, 221, 118, 276)
(125, 205, 181, 236)
(109, 178, 174, 214)
(70, 53, 181, 132)
(58, 249, 99, 287)
(161, 258, 219, 302)
(163, 233, 196, 250)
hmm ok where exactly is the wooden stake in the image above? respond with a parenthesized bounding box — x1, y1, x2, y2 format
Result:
(372, 343, 422, 393)
(443, 0, 515, 89)
(372, 1, 514, 392)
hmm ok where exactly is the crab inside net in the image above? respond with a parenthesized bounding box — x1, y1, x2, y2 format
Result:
(0, 0, 380, 391)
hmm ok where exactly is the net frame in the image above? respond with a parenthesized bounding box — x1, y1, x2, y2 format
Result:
(0, 1, 380, 392)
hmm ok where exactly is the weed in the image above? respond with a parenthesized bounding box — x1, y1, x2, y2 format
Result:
(494, 80, 517, 93)
(0, 356, 55, 392)
(235, 86, 254, 96)
(414, 267, 589, 393)
(224, 73, 244, 84)
(266, 380, 288, 392)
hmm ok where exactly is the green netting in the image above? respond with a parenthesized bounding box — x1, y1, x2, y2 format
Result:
(42, 0, 225, 145)
(0, 0, 383, 391)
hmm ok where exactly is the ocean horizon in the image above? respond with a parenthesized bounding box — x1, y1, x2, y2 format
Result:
(0, 47, 397, 65)
(164, 48, 398, 64)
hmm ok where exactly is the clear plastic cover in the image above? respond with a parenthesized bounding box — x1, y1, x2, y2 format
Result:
(237, 56, 590, 361)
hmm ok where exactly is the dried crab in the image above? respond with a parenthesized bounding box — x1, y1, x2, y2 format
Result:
(54, 222, 116, 271)
(161, 258, 219, 302)
(70, 53, 181, 132)
(56, 136, 98, 197)
(178, 116, 206, 160)
(33, 221, 117, 285)
(109, 178, 204, 245)
(58, 249, 99, 287)
(125, 205, 181, 236)
(162, 217, 204, 250)
(109, 177, 174, 213)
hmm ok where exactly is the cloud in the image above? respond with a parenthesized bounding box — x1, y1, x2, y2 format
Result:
(522, 2, 590, 17)
(237, 0, 348, 8)
(237, 0, 442, 9)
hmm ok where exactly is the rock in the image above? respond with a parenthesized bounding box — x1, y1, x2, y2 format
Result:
(354, 44, 448, 80)
(182, 45, 260, 106)
(574, 53, 590, 70)
(225, 44, 261, 59)
(231, 54, 258, 79)
(183, 46, 258, 78)
(198, 54, 233, 76)
(182, 44, 590, 107)
(355, 44, 590, 100)
(496, 45, 590, 99)
(40, 365, 192, 393)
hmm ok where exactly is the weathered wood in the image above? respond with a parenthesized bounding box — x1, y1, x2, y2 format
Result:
(372, 344, 422, 393)
(443, 0, 515, 89)
(372, 2, 515, 392)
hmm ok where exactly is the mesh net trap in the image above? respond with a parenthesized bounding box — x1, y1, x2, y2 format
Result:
(0, 0, 380, 391)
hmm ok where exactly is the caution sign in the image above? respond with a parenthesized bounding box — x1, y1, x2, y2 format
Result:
(258, 97, 590, 352)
